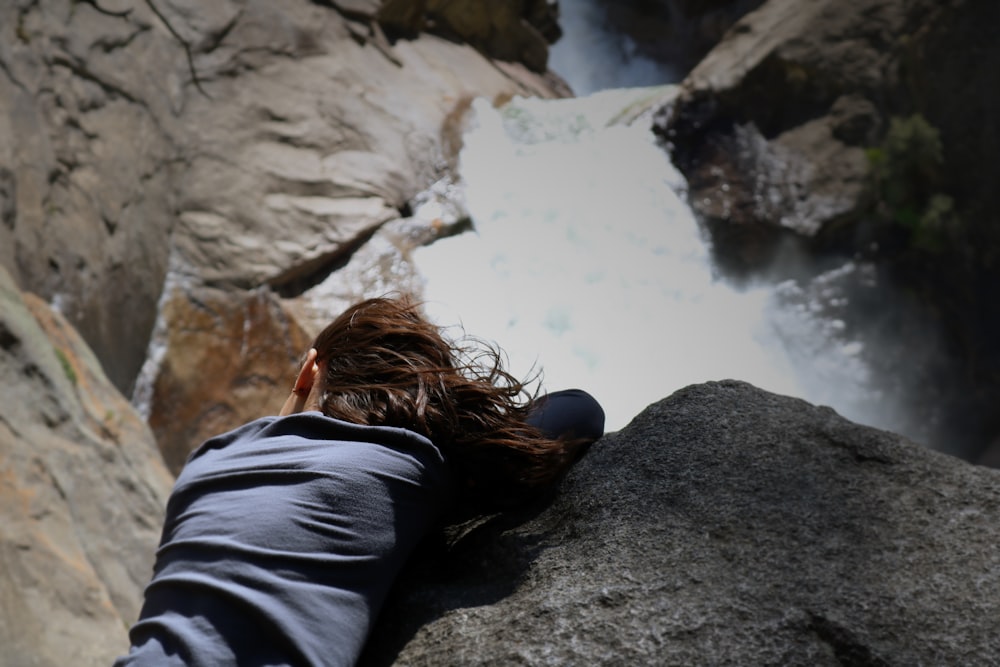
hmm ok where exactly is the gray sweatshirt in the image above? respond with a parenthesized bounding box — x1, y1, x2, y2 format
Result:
(115, 412, 452, 667)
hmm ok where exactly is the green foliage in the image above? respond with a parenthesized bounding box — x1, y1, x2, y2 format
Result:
(865, 146, 885, 168)
(913, 194, 956, 252)
(885, 114, 942, 163)
(54, 347, 77, 386)
(882, 115, 942, 204)
(868, 114, 959, 254)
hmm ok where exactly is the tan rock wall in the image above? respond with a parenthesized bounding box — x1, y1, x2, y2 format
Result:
(0, 265, 173, 665)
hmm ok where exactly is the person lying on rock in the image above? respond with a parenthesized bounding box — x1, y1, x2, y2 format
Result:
(115, 295, 604, 667)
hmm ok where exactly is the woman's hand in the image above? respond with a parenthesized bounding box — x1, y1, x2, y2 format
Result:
(279, 348, 319, 416)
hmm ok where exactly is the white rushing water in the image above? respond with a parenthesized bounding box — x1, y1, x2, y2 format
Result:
(412, 90, 902, 432)
(547, 1, 679, 95)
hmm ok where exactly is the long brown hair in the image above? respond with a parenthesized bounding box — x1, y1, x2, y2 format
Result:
(310, 296, 581, 506)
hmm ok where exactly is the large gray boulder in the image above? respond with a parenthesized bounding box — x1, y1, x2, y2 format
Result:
(365, 380, 1000, 665)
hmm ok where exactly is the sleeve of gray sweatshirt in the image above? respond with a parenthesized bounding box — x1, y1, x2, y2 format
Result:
(114, 411, 453, 667)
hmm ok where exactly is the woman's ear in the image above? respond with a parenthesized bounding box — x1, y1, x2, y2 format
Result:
(294, 348, 319, 394)
(279, 348, 319, 416)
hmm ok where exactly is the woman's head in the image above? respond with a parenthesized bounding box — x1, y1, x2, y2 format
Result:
(307, 296, 581, 504)
(310, 296, 464, 438)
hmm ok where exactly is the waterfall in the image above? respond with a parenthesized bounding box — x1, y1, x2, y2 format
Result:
(408, 5, 951, 446)
(546, 0, 680, 95)
(412, 91, 918, 434)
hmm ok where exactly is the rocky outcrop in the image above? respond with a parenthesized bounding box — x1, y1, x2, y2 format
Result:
(654, 0, 912, 268)
(1, 0, 570, 469)
(654, 0, 1000, 461)
(364, 380, 1000, 665)
(656, 0, 1000, 270)
(0, 265, 173, 667)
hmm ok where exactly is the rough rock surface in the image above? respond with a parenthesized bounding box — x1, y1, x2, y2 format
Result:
(0, 265, 173, 667)
(0, 0, 179, 394)
(377, 0, 562, 74)
(364, 380, 1000, 666)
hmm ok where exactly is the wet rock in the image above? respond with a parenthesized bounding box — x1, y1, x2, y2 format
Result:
(681, 115, 869, 275)
(365, 381, 1000, 665)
